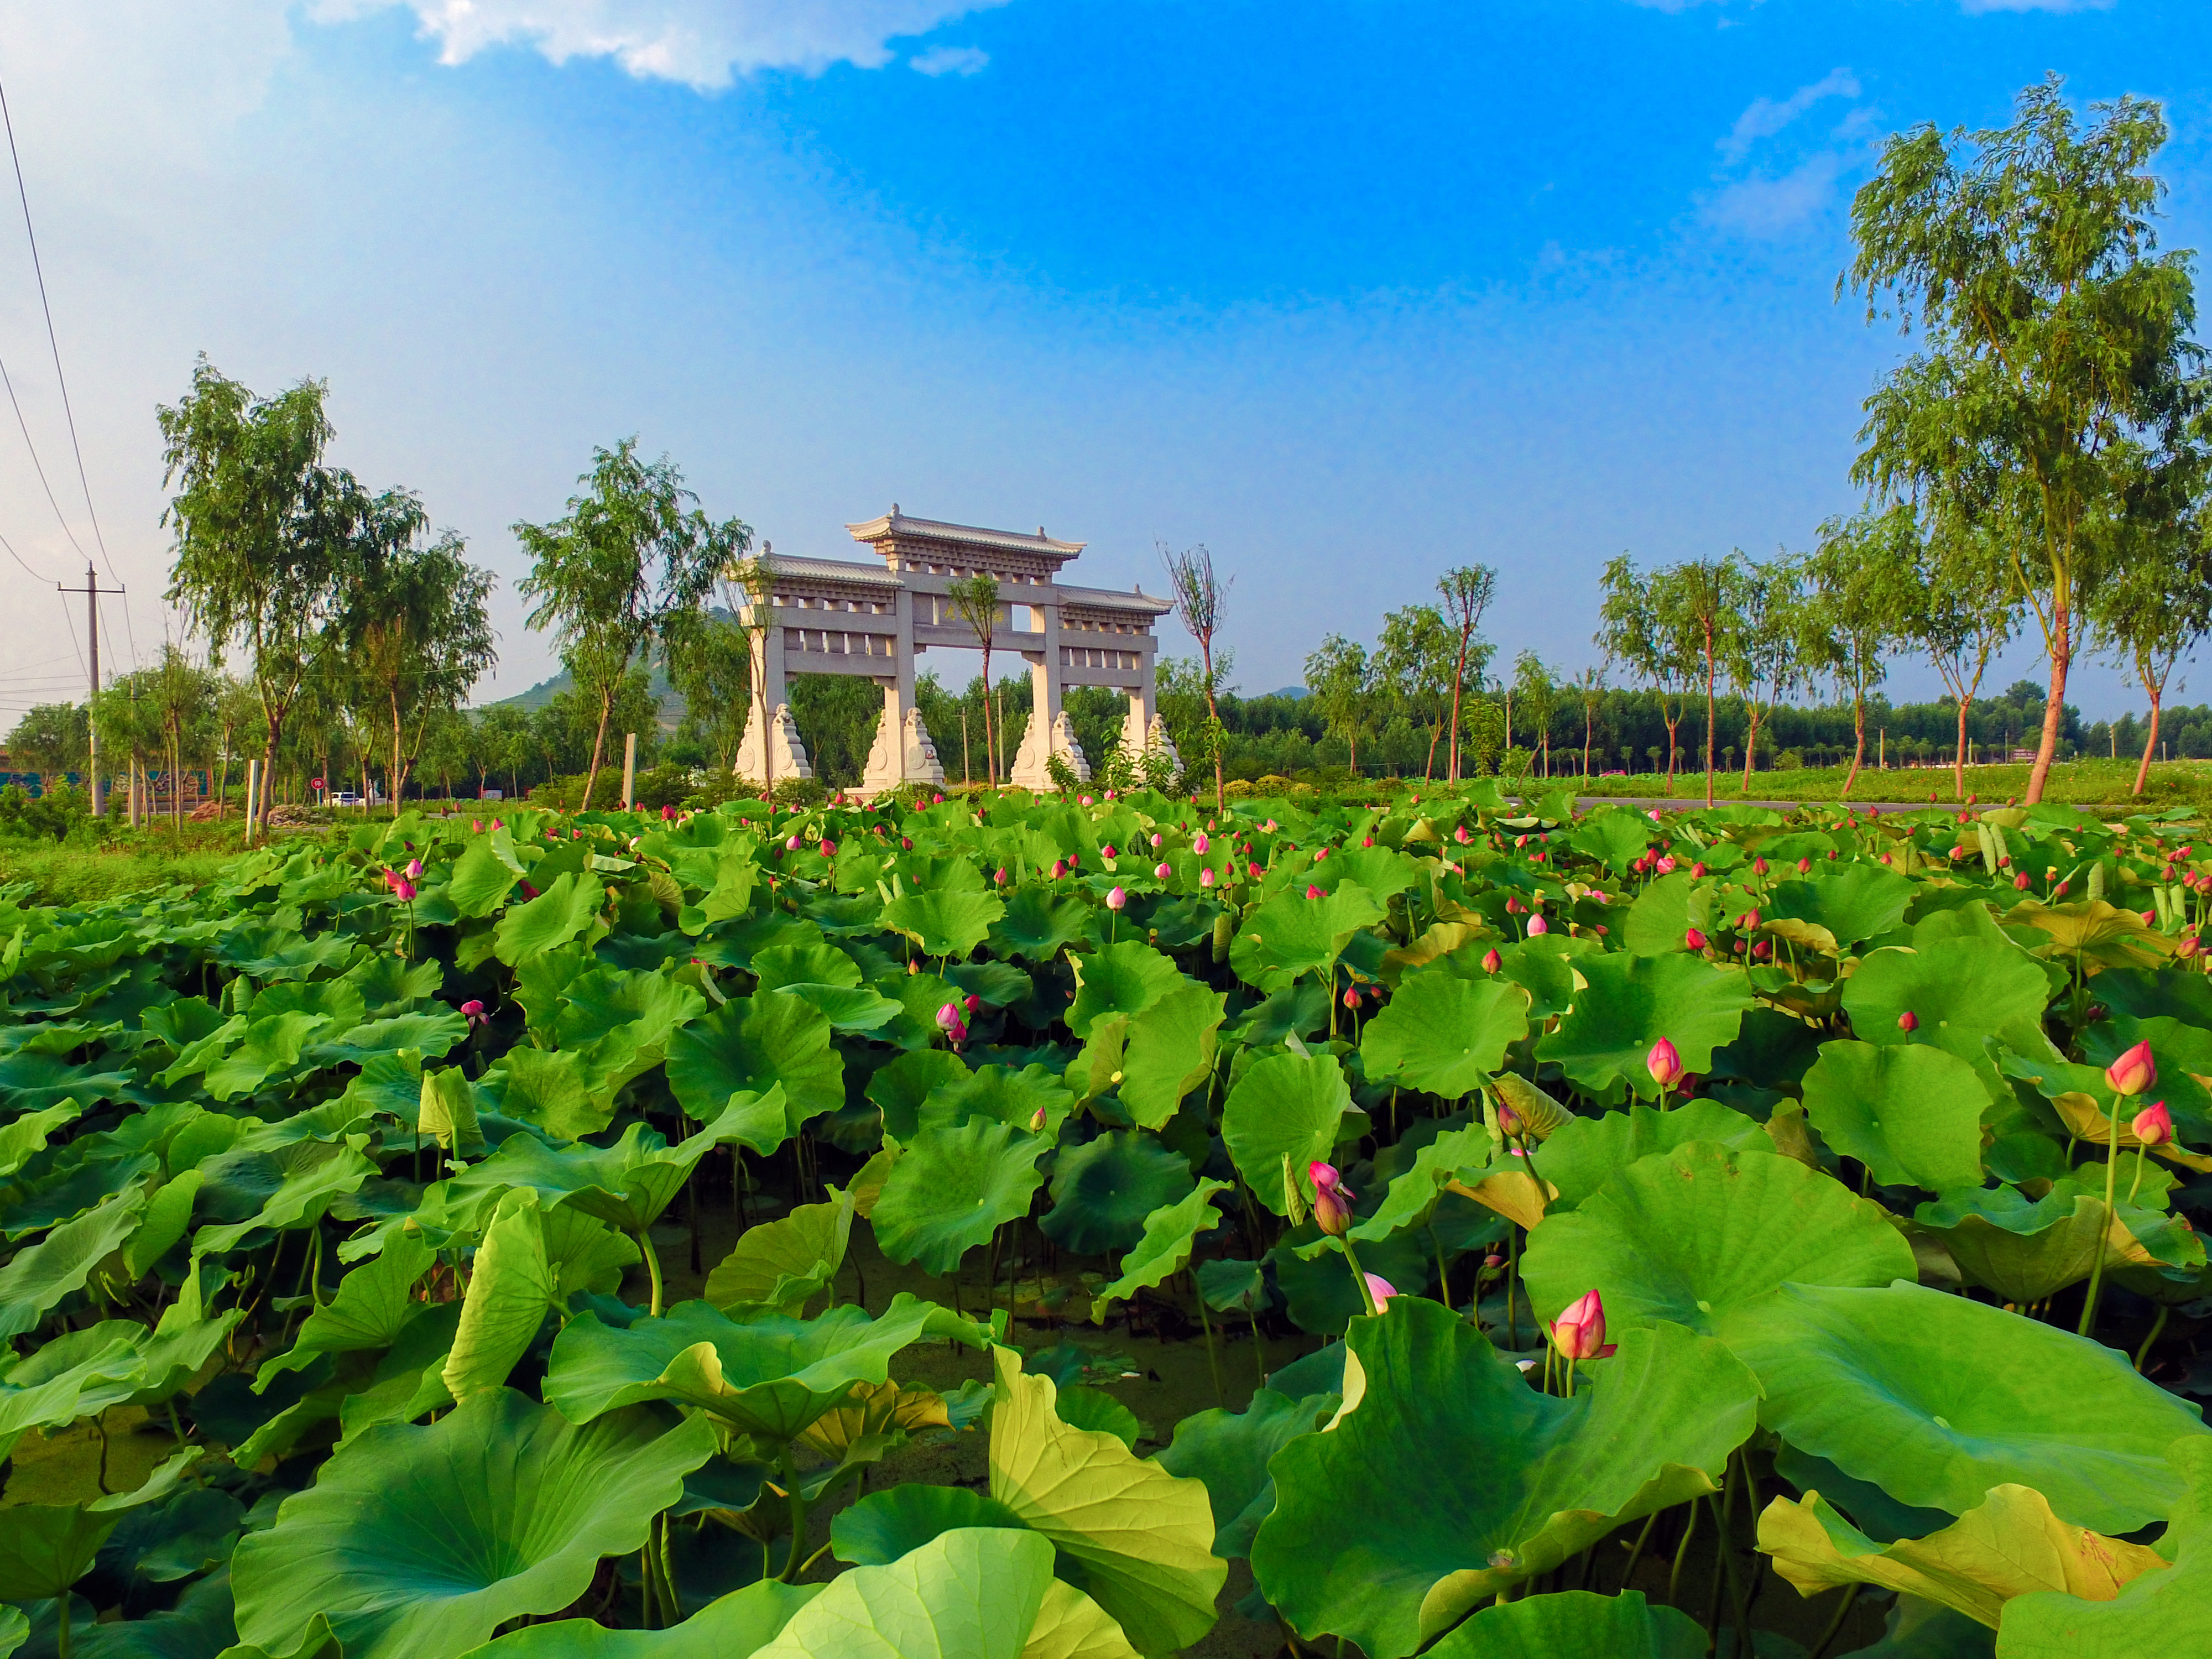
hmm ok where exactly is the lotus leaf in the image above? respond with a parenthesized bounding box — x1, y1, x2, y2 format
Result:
(1156, 1384, 1337, 1558)
(1716, 1282, 2208, 1532)
(1521, 1143, 1917, 1336)
(1040, 1131, 1194, 1255)
(1066, 942, 1185, 1039)
(1421, 1590, 1707, 1658)
(1360, 972, 1528, 1099)
(1114, 981, 1225, 1129)
(458, 1580, 823, 1657)
(666, 998, 842, 1146)
(1802, 1041, 1990, 1192)
(1250, 1302, 1757, 1657)
(917, 1063, 1075, 1142)
(1533, 1100, 1773, 1212)
(1536, 952, 1756, 1102)
(1229, 883, 1386, 992)
(830, 1483, 1029, 1566)
(872, 1118, 1048, 1276)
(705, 1187, 854, 1314)
(231, 1389, 715, 1659)
(1220, 1050, 1350, 1215)
(1088, 1178, 1230, 1323)
(1842, 936, 2053, 1064)
(0, 1185, 147, 1339)
(881, 888, 1005, 959)
(493, 872, 608, 967)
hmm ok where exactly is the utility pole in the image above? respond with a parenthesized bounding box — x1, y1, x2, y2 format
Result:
(56, 563, 117, 815)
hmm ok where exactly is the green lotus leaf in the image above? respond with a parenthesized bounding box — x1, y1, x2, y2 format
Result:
(1715, 1282, 2209, 1533)
(704, 1187, 854, 1315)
(442, 1188, 562, 1400)
(773, 983, 902, 1033)
(1568, 808, 1658, 877)
(754, 1527, 1081, 1659)
(881, 888, 1006, 959)
(257, 1231, 437, 1387)
(1841, 936, 2054, 1066)
(831, 1483, 1029, 1566)
(919, 1064, 1076, 1143)
(204, 1011, 331, 1100)
(990, 887, 1095, 961)
(1066, 942, 1186, 1039)
(753, 942, 862, 992)
(666, 998, 842, 1149)
(1089, 1179, 1230, 1324)
(1040, 1131, 1195, 1256)
(1521, 1143, 1917, 1337)
(1768, 863, 1917, 950)
(0, 1052, 135, 1112)
(493, 872, 608, 967)
(0, 1185, 147, 1339)
(1249, 1299, 1759, 1658)
(1997, 1437, 2212, 1656)
(478, 1046, 604, 1140)
(1350, 1125, 1493, 1243)
(1757, 1483, 2168, 1631)
(314, 1009, 470, 1067)
(1911, 1181, 2153, 1304)
(1221, 1050, 1350, 1216)
(1421, 1590, 1707, 1658)
(1156, 1384, 1338, 1558)
(1802, 1041, 1990, 1192)
(459, 1580, 824, 1658)
(872, 1119, 1048, 1276)
(231, 1389, 714, 1659)
(1620, 872, 1714, 958)
(550, 966, 706, 1098)
(1771, 1444, 1952, 1546)
(0, 1323, 153, 1444)
(190, 1139, 375, 1260)
(1360, 973, 1528, 1100)
(867, 1049, 972, 1142)
(1230, 883, 1386, 993)
(0, 1448, 201, 1604)
(1115, 981, 1227, 1130)
(1230, 981, 1332, 1047)
(0, 1105, 80, 1180)
(989, 1347, 1225, 1656)
(1537, 952, 1755, 1103)
(1534, 1100, 1774, 1212)
(543, 1293, 988, 1441)
(447, 832, 526, 918)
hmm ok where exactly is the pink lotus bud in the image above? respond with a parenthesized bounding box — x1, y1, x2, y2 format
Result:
(1107, 886, 1128, 910)
(1898, 1010, 1919, 1032)
(933, 792, 945, 803)
(492, 817, 504, 830)
(1483, 1253, 1504, 1269)
(1068, 852, 1081, 868)
(1306, 884, 1323, 899)
(1102, 844, 1118, 860)
(1316, 846, 1330, 860)
(1194, 833, 1209, 854)
(1547, 1288, 1616, 1361)
(1155, 861, 1173, 880)
(1200, 867, 1216, 888)
(2012, 873, 2031, 889)
(471, 819, 483, 833)
(519, 879, 539, 900)
(785, 834, 801, 851)
(1796, 857, 1812, 874)
(1344, 987, 1360, 1009)
(1079, 795, 1093, 806)
(2054, 880, 2068, 896)
(2143, 909, 2158, 924)
(1151, 832, 1163, 848)
(1482, 948, 1503, 973)
(1364, 1274, 1399, 1310)
(1647, 1038, 1684, 1090)
(964, 994, 981, 1013)
(2131, 1100, 2174, 1147)
(1684, 928, 1708, 951)
(1455, 825, 1470, 844)
(1496, 1098, 1522, 1137)
(405, 858, 424, 879)
(1527, 914, 1548, 935)
(820, 839, 836, 857)
(1363, 836, 1374, 847)
(2106, 1040, 2157, 1097)
(1248, 860, 1262, 878)
(1310, 1161, 1354, 1236)
(1050, 859, 1067, 879)
(383, 869, 417, 902)
(900, 836, 913, 849)
(460, 999, 488, 1028)
(1655, 855, 1677, 875)
(1740, 908, 1761, 930)
(1753, 855, 1770, 876)
(935, 1003, 968, 1045)
(661, 804, 676, 821)
(995, 867, 1009, 884)
(1691, 862, 1707, 878)
(1751, 938, 1771, 961)
(1028, 1105, 1048, 1132)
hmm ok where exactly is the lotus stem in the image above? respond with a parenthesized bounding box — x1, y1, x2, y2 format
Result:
(2136, 1303, 2170, 1374)
(1339, 1234, 1382, 1318)
(1249, 1308, 1267, 1389)
(1666, 1500, 1698, 1605)
(1619, 1511, 1660, 1592)
(1197, 1292, 1224, 1406)
(635, 1228, 664, 1319)
(2126, 1144, 2150, 1206)
(1808, 1582, 1860, 1659)
(2078, 1105, 2123, 1338)
(778, 1443, 810, 1582)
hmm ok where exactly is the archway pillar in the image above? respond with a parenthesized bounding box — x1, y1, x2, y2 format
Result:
(1010, 599, 1089, 787)
(862, 587, 943, 794)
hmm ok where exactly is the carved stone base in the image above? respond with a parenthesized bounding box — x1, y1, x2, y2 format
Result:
(734, 702, 813, 787)
(862, 707, 946, 795)
(1122, 711, 1182, 776)
(1010, 709, 1091, 789)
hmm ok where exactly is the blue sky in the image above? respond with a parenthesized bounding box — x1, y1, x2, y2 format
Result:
(2, 0, 2209, 724)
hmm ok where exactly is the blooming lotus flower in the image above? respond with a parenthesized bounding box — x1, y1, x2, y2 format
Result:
(1527, 914, 1548, 935)
(1310, 1161, 1354, 1235)
(1107, 886, 1127, 910)
(2132, 1100, 2174, 1147)
(1898, 1010, 1919, 1032)
(1647, 1038, 1684, 1090)
(1548, 1289, 1616, 1360)
(2107, 1040, 2157, 1097)
(1364, 1274, 1399, 1310)
(460, 999, 488, 1028)
(1684, 927, 1708, 951)
(384, 869, 417, 902)
(1482, 948, 1503, 973)
(1194, 833, 1209, 854)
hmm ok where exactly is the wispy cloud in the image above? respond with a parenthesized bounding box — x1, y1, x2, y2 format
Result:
(312, 0, 1010, 90)
(1704, 152, 1850, 236)
(1720, 69, 1860, 163)
(910, 43, 986, 75)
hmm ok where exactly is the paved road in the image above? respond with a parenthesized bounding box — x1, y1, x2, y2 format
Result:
(1531, 795, 2105, 818)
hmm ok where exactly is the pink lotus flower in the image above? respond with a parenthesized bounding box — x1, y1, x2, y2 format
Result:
(1310, 1161, 1354, 1236)
(383, 869, 417, 902)
(963, 994, 982, 1013)
(492, 817, 505, 831)
(1496, 1098, 1522, 1137)
(2132, 1100, 2174, 1147)
(1200, 867, 1216, 888)
(1364, 1274, 1399, 1310)
(2107, 1040, 2157, 1097)
(1527, 914, 1548, 936)
(1684, 928, 1708, 951)
(661, 804, 676, 821)
(1752, 856, 1769, 875)
(1482, 948, 1503, 973)
(1107, 886, 1128, 910)
(1194, 833, 1209, 854)
(1740, 908, 1761, 930)
(1079, 795, 1093, 806)
(995, 867, 1009, 884)
(1249, 861, 1262, 878)
(471, 819, 483, 833)
(1306, 884, 1323, 899)
(1363, 836, 1374, 847)
(1051, 859, 1067, 879)
(820, 839, 836, 857)
(1548, 1289, 1616, 1360)
(460, 998, 488, 1028)
(1751, 939, 1771, 961)
(1647, 1038, 1684, 1090)
(405, 858, 424, 879)
(519, 880, 539, 900)
(1483, 1253, 1504, 1269)
(1797, 857, 1812, 874)
(1898, 1010, 1919, 1032)
(785, 834, 801, 851)
(1102, 844, 1118, 860)
(1155, 861, 1173, 880)
(1343, 987, 1361, 1009)
(1655, 855, 1677, 875)
(1454, 825, 1470, 844)
(935, 1003, 968, 1045)
(1151, 832, 1163, 848)
(1691, 862, 1707, 878)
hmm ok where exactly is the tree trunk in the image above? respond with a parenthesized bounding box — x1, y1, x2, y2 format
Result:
(1447, 639, 1469, 784)
(2027, 607, 2070, 804)
(1741, 709, 1761, 794)
(581, 684, 612, 812)
(1583, 711, 1593, 779)
(1843, 695, 1866, 799)
(1423, 718, 1441, 781)
(2135, 679, 2162, 799)
(1203, 641, 1224, 812)
(1953, 698, 1971, 801)
(981, 647, 996, 787)
(1663, 713, 1680, 796)
(1703, 643, 1717, 808)
(392, 688, 406, 820)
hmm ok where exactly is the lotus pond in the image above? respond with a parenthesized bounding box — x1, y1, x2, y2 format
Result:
(0, 780, 2206, 1658)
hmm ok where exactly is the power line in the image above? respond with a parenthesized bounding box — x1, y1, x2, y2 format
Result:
(0, 69, 136, 671)
(0, 519, 51, 583)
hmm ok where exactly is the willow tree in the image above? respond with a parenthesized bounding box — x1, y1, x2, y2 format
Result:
(946, 573, 1004, 785)
(1848, 77, 2204, 804)
(1375, 603, 1456, 780)
(1436, 565, 1498, 783)
(1304, 634, 1374, 773)
(1723, 554, 1805, 794)
(1595, 554, 1698, 793)
(515, 440, 747, 812)
(1804, 509, 1916, 799)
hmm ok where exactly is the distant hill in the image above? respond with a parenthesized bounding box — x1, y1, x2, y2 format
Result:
(477, 614, 741, 727)
(1269, 686, 1308, 701)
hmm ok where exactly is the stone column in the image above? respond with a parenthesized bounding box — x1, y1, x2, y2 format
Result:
(862, 587, 942, 795)
(735, 588, 813, 784)
(1011, 599, 1088, 787)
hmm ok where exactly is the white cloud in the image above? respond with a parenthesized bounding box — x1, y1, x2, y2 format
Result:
(910, 43, 987, 75)
(311, 0, 1010, 90)
(1959, 0, 2112, 12)
(1703, 152, 1849, 236)
(1720, 69, 1860, 163)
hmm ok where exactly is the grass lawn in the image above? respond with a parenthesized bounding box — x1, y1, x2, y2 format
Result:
(1562, 755, 2212, 812)
(0, 821, 279, 906)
